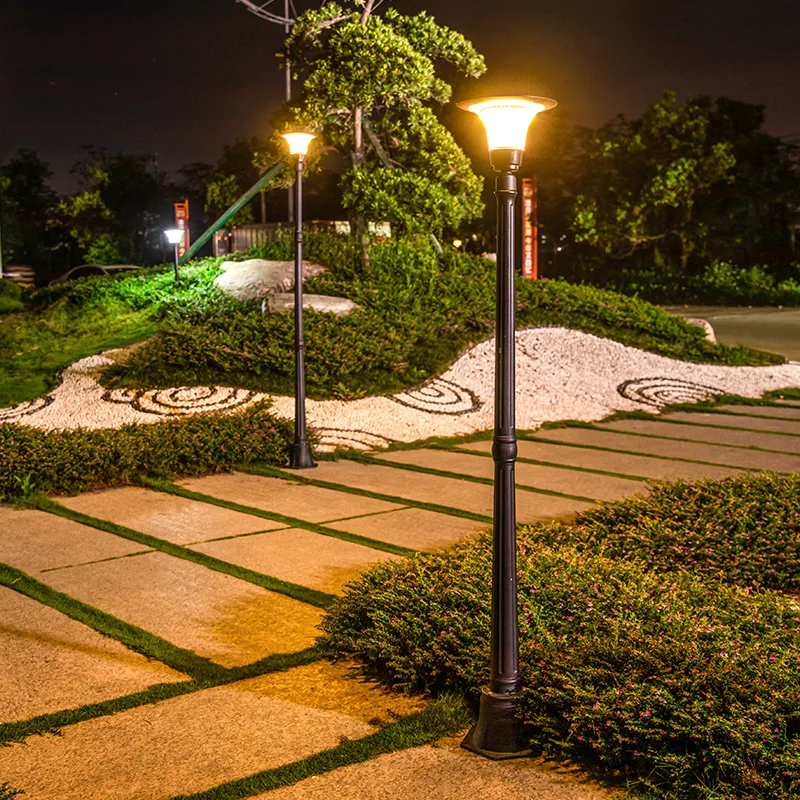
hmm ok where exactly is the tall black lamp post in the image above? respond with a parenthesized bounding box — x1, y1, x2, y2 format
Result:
(457, 95, 557, 759)
(282, 132, 317, 470)
(164, 228, 185, 283)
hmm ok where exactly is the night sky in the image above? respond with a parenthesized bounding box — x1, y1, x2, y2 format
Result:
(2, 0, 799, 192)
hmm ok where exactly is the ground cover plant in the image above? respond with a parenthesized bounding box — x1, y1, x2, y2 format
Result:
(0, 259, 229, 407)
(105, 235, 779, 402)
(322, 473, 800, 799)
(0, 402, 292, 502)
(522, 473, 800, 593)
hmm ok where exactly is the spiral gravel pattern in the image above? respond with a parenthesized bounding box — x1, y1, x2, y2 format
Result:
(617, 377, 724, 408)
(389, 378, 482, 416)
(0, 396, 54, 422)
(103, 386, 258, 416)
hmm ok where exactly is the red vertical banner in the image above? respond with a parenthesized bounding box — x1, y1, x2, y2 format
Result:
(521, 178, 538, 279)
(174, 200, 190, 258)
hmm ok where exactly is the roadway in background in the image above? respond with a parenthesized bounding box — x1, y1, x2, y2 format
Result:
(665, 306, 800, 361)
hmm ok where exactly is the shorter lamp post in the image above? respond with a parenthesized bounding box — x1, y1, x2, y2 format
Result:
(282, 131, 317, 470)
(457, 94, 556, 759)
(164, 228, 185, 283)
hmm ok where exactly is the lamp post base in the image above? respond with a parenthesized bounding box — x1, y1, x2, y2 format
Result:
(461, 688, 531, 760)
(288, 442, 317, 470)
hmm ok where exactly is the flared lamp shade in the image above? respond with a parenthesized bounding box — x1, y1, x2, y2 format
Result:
(164, 229, 184, 245)
(457, 96, 557, 151)
(282, 132, 316, 156)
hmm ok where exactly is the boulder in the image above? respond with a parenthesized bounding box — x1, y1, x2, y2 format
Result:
(686, 317, 717, 343)
(265, 293, 360, 317)
(214, 259, 327, 302)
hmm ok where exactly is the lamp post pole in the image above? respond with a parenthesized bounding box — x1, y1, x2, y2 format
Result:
(458, 95, 556, 759)
(282, 132, 317, 470)
(172, 243, 180, 284)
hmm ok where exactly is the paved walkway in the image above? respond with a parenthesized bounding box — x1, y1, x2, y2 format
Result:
(2, 398, 800, 798)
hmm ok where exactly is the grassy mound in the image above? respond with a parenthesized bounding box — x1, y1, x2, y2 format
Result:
(105, 237, 779, 400)
(523, 473, 800, 593)
(0, 402, 293, 501)
(323, 474, 800, 799)
(0, 260, 228, 406)
(0, 236, 780, 409)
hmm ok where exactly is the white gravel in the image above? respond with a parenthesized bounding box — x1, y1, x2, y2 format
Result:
(3, 327, 800, 451)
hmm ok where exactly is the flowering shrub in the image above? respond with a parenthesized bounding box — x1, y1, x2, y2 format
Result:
(523, 472, 800, 592)
(0, 402, 293, 500)
(323, 532, 800, 797)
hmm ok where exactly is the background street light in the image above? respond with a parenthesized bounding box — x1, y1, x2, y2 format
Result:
(164, 228, 185, 283)
(282, 131, 317, 470)
(457, 94, 557, 759)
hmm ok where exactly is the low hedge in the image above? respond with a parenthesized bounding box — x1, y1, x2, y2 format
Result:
(0, 402, 293, 500)
(323, 535, 800, 799)
(523, 473, 800, 592)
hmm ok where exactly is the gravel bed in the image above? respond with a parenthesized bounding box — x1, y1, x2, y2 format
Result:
(3, 328, 799, 451)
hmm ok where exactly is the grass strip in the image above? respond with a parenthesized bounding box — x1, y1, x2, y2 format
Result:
(0, 646, 324, 746)
(442, 443, 649, 483)
(241, 463, 494, 525)
(0, 560, 222, 680)
(351, 452, 600, 505)
(32, 495, 334, 609)
(142, 477, 417, 559)
(643, 392, 800, 415)
(433, 442, 649, 483)
(534, 420, 800, 457)
(519, 431, 762, 472)
(171, 694, 471, 800)
(656, 415, 800, 437)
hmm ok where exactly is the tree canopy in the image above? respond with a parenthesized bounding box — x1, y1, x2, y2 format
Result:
(572, 91, 736, 267)
(59, 150, 168, 265)
(273, 0, 487, 237)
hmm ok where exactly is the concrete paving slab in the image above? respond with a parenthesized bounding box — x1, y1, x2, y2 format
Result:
(379, 449, 644, 503)
(190, 528, 403, 594)
(0, 674, 372, 800)
(602, 418, 800, 454)
(462, 439, 740, 482)
(0, 507, 149, 573)
(179, 471, 402, 523)
(533, 427, 800, 472)
(242, 659, 426, 724)
(310, 461, 594, 523)
(258, 741, 613, 800)
(328, 507, 484, 552)
(665, 410, 800, 434)
(59, 486, 281, 545)
(0, 586, 182, 724)
(715, 404, 800, 420)
(42, 552, 323, 667)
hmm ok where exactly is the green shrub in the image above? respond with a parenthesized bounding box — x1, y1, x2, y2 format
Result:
(692, 261, 800, 305)
(0, 783, 23, 799)
(0, 278, 22, 300)
(523, 473, 800, 592)
(0, 279, 23, 314)
(109, 238, 778, 398)
(0, 296, 24, 315)
(323, 536, 800, 799)
(0, 403, 293, 500)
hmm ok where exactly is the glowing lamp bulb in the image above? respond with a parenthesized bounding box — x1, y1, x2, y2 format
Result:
(282, 132, 316, 156)
(458, 95, 557, 152)
(164, 229, 184, 245)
